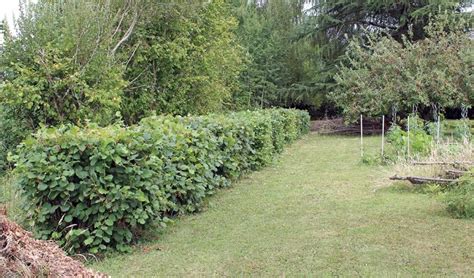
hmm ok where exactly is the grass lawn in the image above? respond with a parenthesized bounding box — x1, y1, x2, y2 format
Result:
(92, 134, 474, 276)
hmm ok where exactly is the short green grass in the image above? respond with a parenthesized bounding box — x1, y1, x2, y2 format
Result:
(89, 135, 470, 276)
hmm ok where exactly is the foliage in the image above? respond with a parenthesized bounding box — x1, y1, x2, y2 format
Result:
(302, 0, 470, 102)
(361, 153, 383, 166)
(0, 0, 129, 126)
(138, 116, 225, 214)
(450, 119, 473, 141)
(0, 106, 30, 171)
(0, 0, 248, 168)
(443, 170, 474, 218)
(0, 172, 24, 223)
(386, 116, 433, 158)
(232, 0, 325, 110)
(121, 0, 244, 123)
(332, 14, 473, 121)
(1, 0, 470, 129)
(234, 1, 469, 113)
(0, 0, 134, 169)
(10, 109, 310, 253)
(11, 125, 167, 253)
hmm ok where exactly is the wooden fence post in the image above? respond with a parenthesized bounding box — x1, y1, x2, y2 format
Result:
(407, 115, 410, 158)
(381, 115, 385, 157)
(437, 115, 441, 145)
(360, 115, 363, 158)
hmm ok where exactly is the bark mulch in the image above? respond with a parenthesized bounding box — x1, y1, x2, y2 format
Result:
(0, 214, 105, 277)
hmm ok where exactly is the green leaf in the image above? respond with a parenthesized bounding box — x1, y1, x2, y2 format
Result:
(105, 219, 114, 226)
(38, 183, 48, 191)
(64, 215, 73, 223)
(84, 237, 94, 246)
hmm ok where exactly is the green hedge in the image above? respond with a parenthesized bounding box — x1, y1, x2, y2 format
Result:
(11, 109, 310, 253)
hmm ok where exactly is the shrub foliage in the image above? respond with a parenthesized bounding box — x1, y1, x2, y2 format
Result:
(11, 109, 310, 253)
(443, 170, 474, 219)
(386, 115, 434, 158)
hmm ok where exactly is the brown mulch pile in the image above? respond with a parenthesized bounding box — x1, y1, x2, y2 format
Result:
(0, 215, 105, 277)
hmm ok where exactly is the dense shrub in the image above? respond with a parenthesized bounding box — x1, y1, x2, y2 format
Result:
(269, 110, 287, 154)
(296, 110, 311, 136)
(11, 125, 167, 253)
(443, 170, 474, 219)
(11, 109, 310, 253)
(238, 111, 274, 169)
(139, 116, 224, 214)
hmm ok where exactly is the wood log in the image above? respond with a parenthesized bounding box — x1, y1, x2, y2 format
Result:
(389, 175, 457, 185)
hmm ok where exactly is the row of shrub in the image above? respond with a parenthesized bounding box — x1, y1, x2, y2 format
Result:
(10, 109, 310, 253)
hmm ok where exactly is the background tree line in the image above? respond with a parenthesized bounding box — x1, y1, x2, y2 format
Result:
(0, 0, 472, 167)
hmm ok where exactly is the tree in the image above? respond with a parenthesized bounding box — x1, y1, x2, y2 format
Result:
(121, 0, 245, 123)
(332, 15, 473, 122)
(233, 0, 325, 111)
(0, 0, 135, 166)
(0, 0, 137, 127)
(299, 0, 471, 113)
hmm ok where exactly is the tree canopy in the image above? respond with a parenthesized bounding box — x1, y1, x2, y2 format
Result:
(121, 0, 244, 123)
(332, 14, 473, 122)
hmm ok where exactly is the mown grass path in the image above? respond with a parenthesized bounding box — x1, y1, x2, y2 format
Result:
(92, 135, 474, 276)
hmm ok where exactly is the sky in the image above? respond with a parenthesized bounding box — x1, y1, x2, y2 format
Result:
(1, 0, 22, 30)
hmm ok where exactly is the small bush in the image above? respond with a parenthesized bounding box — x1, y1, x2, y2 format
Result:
(443, 171, 474, 219)
(386, 115, 433, 158)
(11, 109, 310, 253)
(361, 154, 382, 166)
(452, 120, 472, 141)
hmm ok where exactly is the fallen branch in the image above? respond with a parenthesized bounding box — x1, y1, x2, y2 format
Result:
(389, 175, 457, 185)
(445, 169, 470, 178)
(412, 161, 474, 166)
